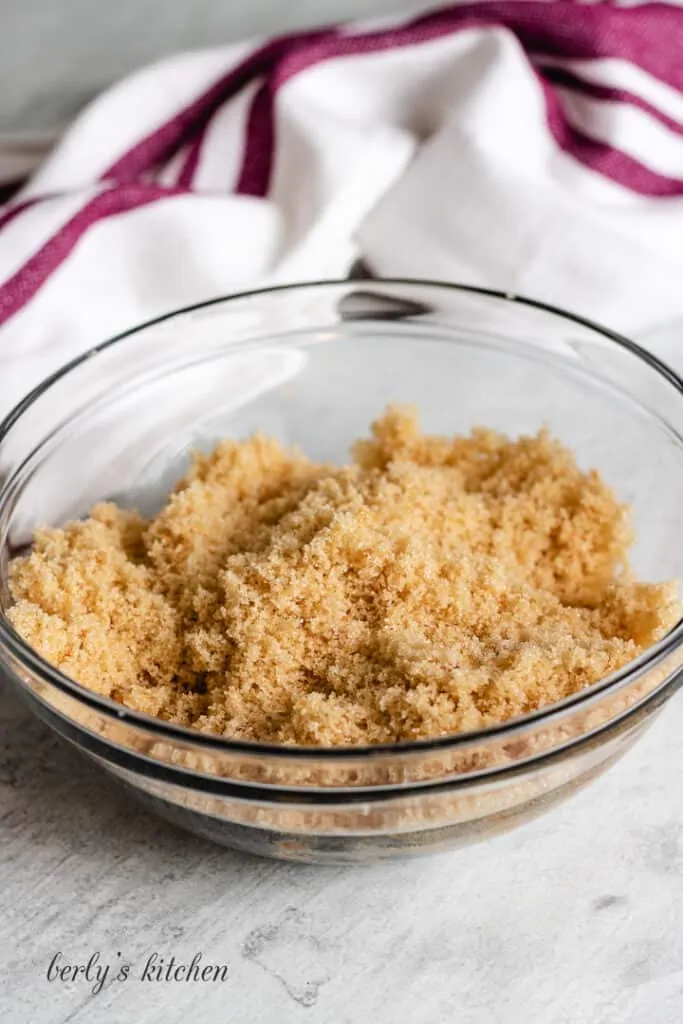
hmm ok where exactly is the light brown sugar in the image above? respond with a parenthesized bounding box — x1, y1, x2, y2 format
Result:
(9, 406, 679, 746)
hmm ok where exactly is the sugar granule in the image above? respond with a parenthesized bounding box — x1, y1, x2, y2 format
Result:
(8, 406, 679, 746)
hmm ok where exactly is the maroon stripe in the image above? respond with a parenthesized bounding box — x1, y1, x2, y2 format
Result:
(540, 64, 683, 137)
(538, 72, 683, 196)
(235, 81, 274, 196)
(102, 2, 683, 194)
(234, 17, 497, 196)
(409, 2, 683, 90)
(176, 129, 206, 188)
(0, 184, 186, 328)
(235, 5, 683, 198)
(103, 28, 338, 184)
(3, 1, 683, 328)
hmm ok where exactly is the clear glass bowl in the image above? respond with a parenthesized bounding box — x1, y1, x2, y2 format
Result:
(1, 280, 683, 864)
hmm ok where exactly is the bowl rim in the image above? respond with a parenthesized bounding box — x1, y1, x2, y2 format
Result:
(2, 276, 683, 762)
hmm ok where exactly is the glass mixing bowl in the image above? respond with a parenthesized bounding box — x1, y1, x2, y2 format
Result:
(1, 280, 683, 864)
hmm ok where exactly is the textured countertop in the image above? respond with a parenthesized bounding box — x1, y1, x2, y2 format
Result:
(2, 675, 683, 1024)
(2, 323, 683, 1024)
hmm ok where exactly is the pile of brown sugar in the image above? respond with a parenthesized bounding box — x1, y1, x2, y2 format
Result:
(8, 406, 679, 746)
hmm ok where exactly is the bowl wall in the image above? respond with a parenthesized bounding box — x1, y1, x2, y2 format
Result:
(2, 281, 683, 861)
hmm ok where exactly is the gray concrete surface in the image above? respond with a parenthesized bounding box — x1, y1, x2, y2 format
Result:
(3, 670, 683, 1024)
(1, 0, 424, 132)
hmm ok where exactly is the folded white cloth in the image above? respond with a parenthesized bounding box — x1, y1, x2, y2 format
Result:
(1, 1, 683, 417)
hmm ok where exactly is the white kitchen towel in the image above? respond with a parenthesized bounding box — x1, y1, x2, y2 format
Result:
(1, 1, 683, 416)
